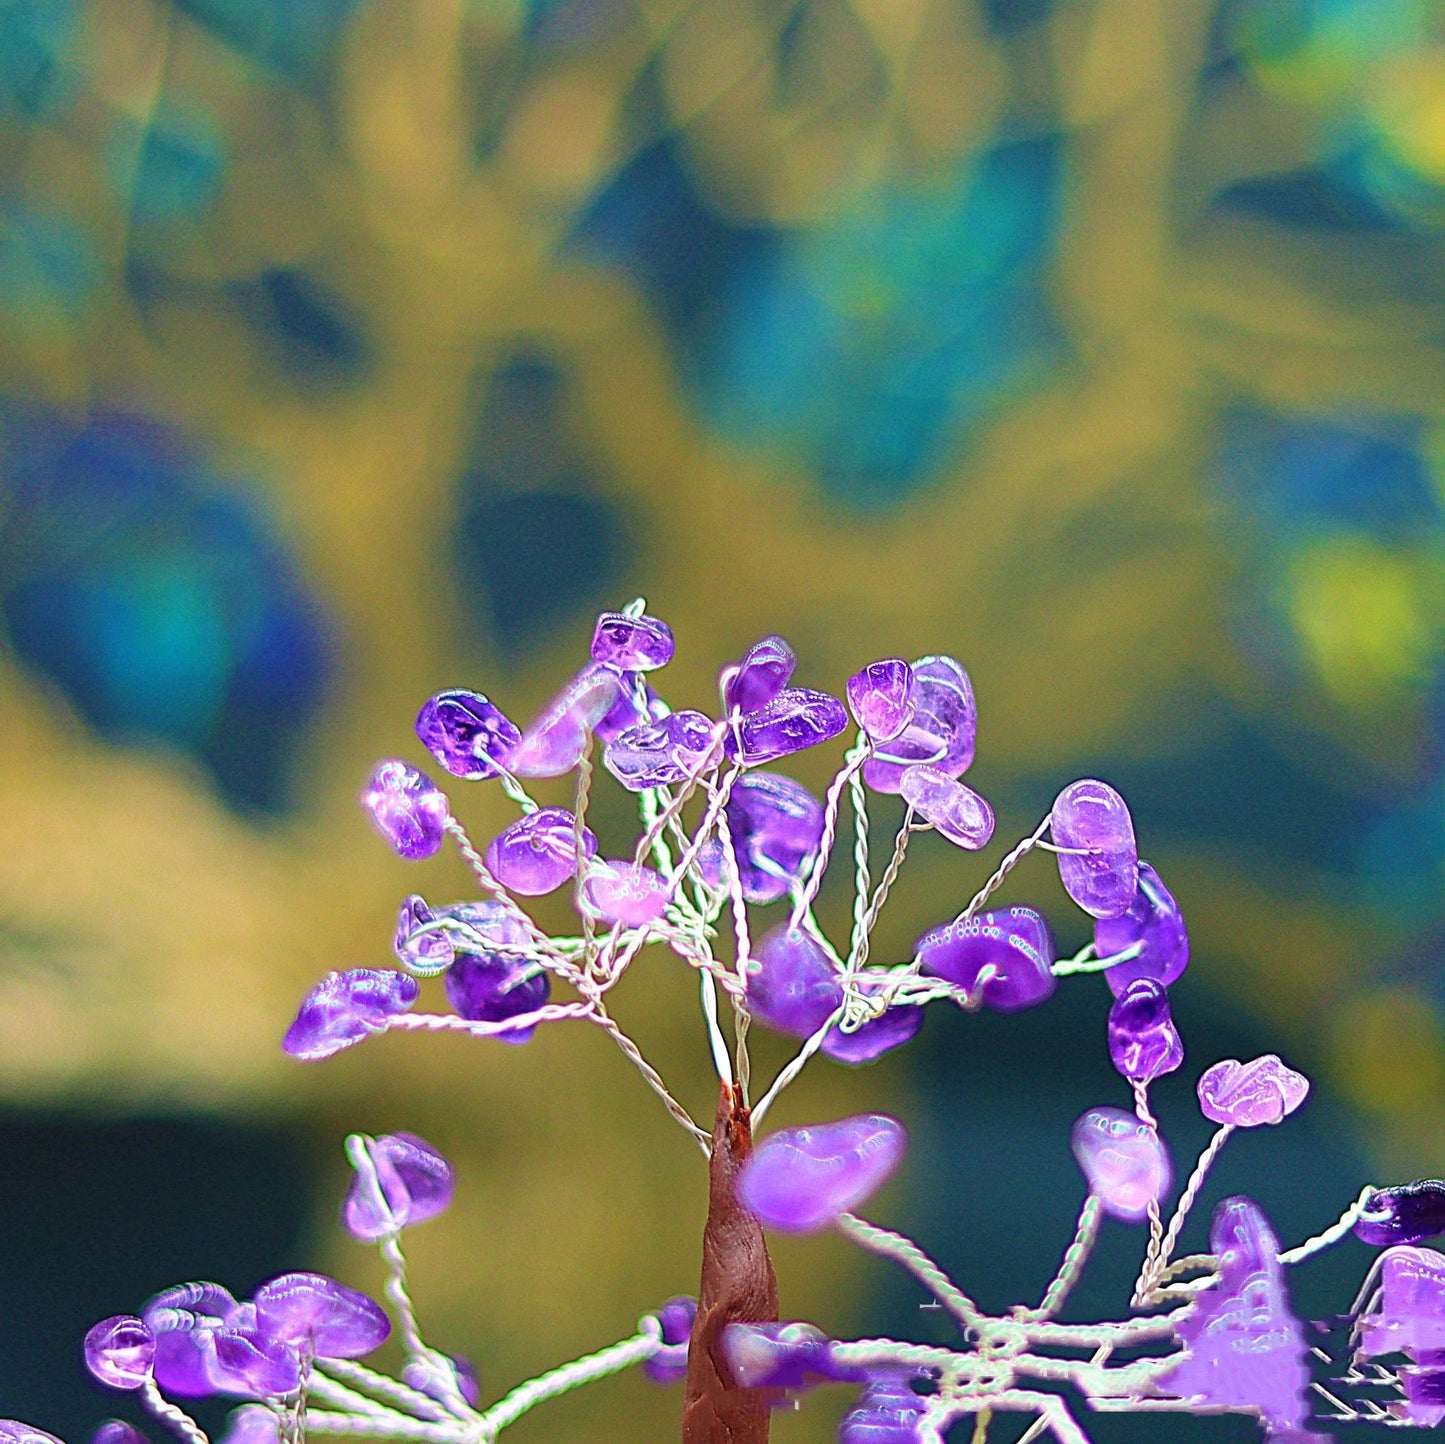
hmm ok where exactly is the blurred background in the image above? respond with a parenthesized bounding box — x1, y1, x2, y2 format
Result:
(1, 0, 1443, 1438)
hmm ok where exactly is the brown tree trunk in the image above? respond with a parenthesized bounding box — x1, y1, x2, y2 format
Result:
(681, 1081, 779, 1444)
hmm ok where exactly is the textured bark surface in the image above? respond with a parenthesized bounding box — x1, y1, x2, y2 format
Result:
(681, 1081, 779, 1444)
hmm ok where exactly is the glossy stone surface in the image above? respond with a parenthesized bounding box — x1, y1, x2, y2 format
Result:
(1070, 1107, 1170, 1221)
(1357, 1246, 1445, 1358)
(722, 1321, 832, 1390)
(1399, 1368, 1445, 1428)
(1355, 1181, 1445, 1248)
(94, 1423, 150, 1444)
(862, 655, 976, 793)
(739, 1114, 907, 1232)
(747, 926, 842, 1038)
(1164, 1197, 1307, 1435)
(591, 611, 674, 671)
(485, 807, 597, 895)
(723, 688, 849, 765)
(145, 1288, 238, 1398)
(723, 772, 826, 904)
(916, 907, 1056, 1013)
(579, 861, 670, 926)
(898, 765, 995, 849)
(821, 972, 923, 1066)
(343, 1131, 455, 1242)
(1095, 861, 1189, 996)
(444, 934, 550, 1044)
(508, 663, 622, 777)
(846, 660, 915, 743)
(283, 969, 419, 1060)
(837, 1377, 926, 1444)
(83, 1316, 154, 1390)
(592, 674, 652, 744)
(1197, 1055, 1310, 1128)
(604, 710, 716, 790)
(217, 1406, 280, 1444)
(211, 1327, 300, 1396)
(415, 690, 519, 781)
(1107, 978, 1184, 1085)
(0, 1427, 64, 1444)
(722, 635, 796, 715)
(252, 1273, 389, 1359)
(362, 760, 449, 861)
(393, 894, 453, 975)
(1050, 779, 1137, 918)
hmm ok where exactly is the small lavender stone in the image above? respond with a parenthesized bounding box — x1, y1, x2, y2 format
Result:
(94, 1423, 149, 1444)
(362, 761, 449, 861)
(1197, 1054, 1309, 1128)
(1107, 978, 1183, 1085)
(402, 1354, 482, 1407)
(820, 972, 923, 1066)
(252, 1273, 389, 1359)
(592, 611, 674, 671)
(916, 907, 1056, 1013)
(445, 947, 550, 1044)
(722, 635, 796, 715)
(217, 1407, 279, 1444)
(1355, 1181, 1445, 1249)
(656, 1295, 697, 1347)
(509, 663, 623, 777)
(739, 1115, 907, 1233)
(1070, 1107, 1170, 1221)
(747, 926, 842, 1039)
(343, 1131, 456, 1242)
(0, 1426, 65, 1444)
(1050, 779, 1138, 919)
(415, 690, 520, 781)
(604, 710, 717, 791)
(722, 1321, 831, 1391)
(211, 1328, 301, 1396)
(393, 895, 453, 975)
(724, 772, 825, 905)
(579, 861, 670, 926)
(838, 1377, 925, 1444)
(846, 659, 916, 743)
(1357, 1247, 1445, 1359)
(862, 656, 976, 793)
(283, 969, 419, 1060)
(83, 1316, 155, 1390)
(723, 688, 848, 766)
(148, 1313, 226, 1398)
(593, 675, 651, 744)
(485, 807, 597, 895)
(898, 765, 995, 849)
(1399, 1368, 1445, 1428)
(1095, 861, 1188, 996)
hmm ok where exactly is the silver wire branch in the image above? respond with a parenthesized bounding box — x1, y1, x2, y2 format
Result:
(835, 1212, 984, 1329)
(140, 1379, 210, 1444)
(700, 966, 734, 1087)
(307, 1372, 441, 1431)
(572, 743, 598, 974)
(849, 760, 871, 962)
(588, 1001, 711, 1153)
(442, 818, 557, 956)
(315, 1360, 452, 1423)
(788, 736, 869, 931)
(1021, 1196, 1103, 1322)
(386, 1003, 595, 1040)
(850, 807, 917, 972)
(749, 999, 847, 1128)
(302, 1412, 459, 1441)
(1278, 1185, 1380, 1266)
(1051, 941, 1144, 977)
(1136, 1124, 1234, 1304)
(956, 813, 1052, 925)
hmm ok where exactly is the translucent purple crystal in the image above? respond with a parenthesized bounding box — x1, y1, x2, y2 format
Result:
(1050, 779, 1138, 919)
(723, 772, 825, 904)
(838, 1376, 926, 1444)
(579, 861, 670, 926)
(723, 688, 848, 766)
(1164, 1197, 1307, 1435)
(509, 663, 623, 777)
(283, 969, 419, 1060)
(343, 1131, 455, 1242)
(592, 675, 652, 744)
(93, 1423, 149, 1444)
(251, 1273, 389, 1359)
(862, 656, 976, 793)
(591, 611, 674, 672)
(485, 807, 597, 895)
(443, 907, 549, 1044)
(1107, 978, 1183, 1085)
(603, 710, 716, 790)
(145, 1288, 237, 1398)
(916, 907, 1056, 1013)
(83, 1315, 155, 1390)
(898, 765, 994, 849)
(1094, 861, 1188, 996)
(1197, 1055, 1309, 1128)
(393, 894, 453, 975)
(747, 926, 841, 1038)
(643, 1294, 697, 1385)
(362, 761, 449, 861)
(402, 1353, 481, 1408)
(1357, 1246, 1445, 1358)
(0, 1426, 64, 1444)
(1354, 1181, 1445, 1248)
(722, 1321, 833, 1391)
(722, 635, 796, 715)
(217, 1406, 279, 1444)
(415, 690, 520, 781)
(739, 1115, 907, 1233)
(210, 1327, 301, 1396)
(846, 659, 916, 743)
(1399, 1367, 1445, 1428)
(1070, 1107, 1170, 1221)
(820, 973, 923, 1066)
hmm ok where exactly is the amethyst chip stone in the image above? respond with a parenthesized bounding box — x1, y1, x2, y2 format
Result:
(722, 1322, 836, 1391)
(415, 690, 520, 781)
(362, 761, 449, 861)
(393, 895, 453, 975)
(747, 926, 842, 1039)
(604, 710, 716, 790)
(1050, 779, 1137, 919)
(402, 1353, 482, 1407)
(1357, 1246, 1445, 1358)
(722, 635, 796, 715)
(0, 1427, 64, 1444)
(862, 655, 976, 793)
(1107, 978, 1184, 1085)
(509, 663, 623, 777)
(1070, 1107, 1170, 1221)
(217, 1408, 279, 1444)
(591, 610, 674, 672)
(343, 1131, 456, 1242)
(821, 973, 923, 1066)
(1197, 1055, 1309, 1128)
(94, 1424, 150, 1444)
(739, 1115, 907, 1233)
(1354, 1181, 1445, 1249)
(846, 659, 915, 743)
(579, 861, 670, 926)
(898, 765, 995, 849)
(916, 907, 1056, 1013)
(445, 946, 550, 1044)
(1094, 861, 1188, 996)
(83, 1316, 155, 1390)
(252, 1273, 390, 1359)
(643, 1296, 697, 1384)
(723, 688, 849, 766)
(838, 1377, 926, 1444)
(723, 772, 825, 905)
(485, 807, 597, 895)
(283, 969, 419, 1060)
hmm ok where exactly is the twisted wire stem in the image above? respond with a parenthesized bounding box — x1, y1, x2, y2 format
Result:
(835, 1213, 984, 1329)
(1136, 1124, 1233, 1304)
(140, 1380, 210, 1444)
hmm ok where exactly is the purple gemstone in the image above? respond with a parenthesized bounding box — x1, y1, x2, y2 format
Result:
(402, 1354, 482, 1407)
(1197, 1054, 1309, 1128)
(143, 1283, 239, 1324)
(1355, 1181, 1445, 1249)
(722, 636, 796, 715)
(723, 772, 825, 904)
(93, 1424, 149, 1444)
(820, 972, 923, 1066)
(1050, 779, 1138, 919)
(210, 1327, 301, 1396)
(83, 1316, 155, 1390)
(1095, 862, 1188, 996)
(604, 710, 717, 791)
(862, 656, 976, 793)
(148, 1311, 228, 1398)
(1107, 979, 1183, 1085)
(0, 1426, 64, 1444)
(1400, 1368, 1445, 1428)
(593, 674, 651, 744)
(252, 1273, 389, 1360)
(723, 688, 848, 766)
(898, 765, 994, 850)
(217, 1407, 279, 1444)
(592, 611, 675, 672)
(509, 663, 623, 777)
(393, 895, 453, 975)
(485, 807, 597, 895)
(846, 659, 916, 743)
(916, 907, 1056, 1013)
(644, 1297, 697, 1384)
(362, 761, 449, 861)
(343, 1131, 456, 1242)
(1070, 1107, 1170, 1221)
(283, 969, 420, 1060)
(579, 861, 670, 927)
(444, 949, 550, 1044)
(747, 926, 842, 1038)
(722, 1321, 831, 1391)
(738, 1115, 907, 1233)
(838, 1377, 926, 1444)
(1357, 1246, 1445, 1358)
(415, 690, 520, 781)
